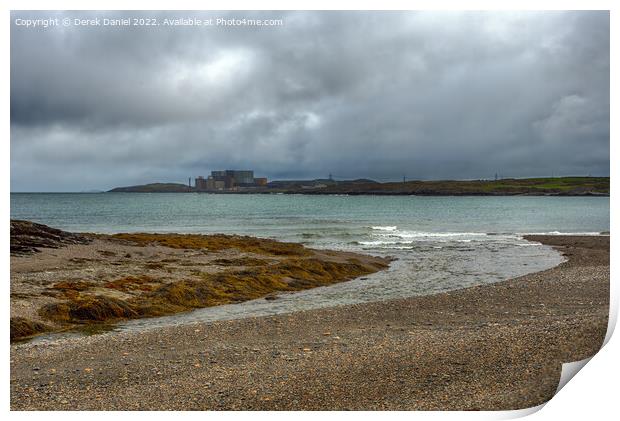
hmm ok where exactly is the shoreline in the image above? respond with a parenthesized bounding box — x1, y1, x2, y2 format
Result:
(105, 176, 610, 196)
(10, 220, 391, 341)
(12, 191, 611, 197)
(10, 234, 609, 410)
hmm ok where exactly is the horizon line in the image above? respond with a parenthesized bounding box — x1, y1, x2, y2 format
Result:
(9, 174, 610, 194)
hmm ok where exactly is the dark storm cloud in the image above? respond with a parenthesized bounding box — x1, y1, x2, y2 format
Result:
(10, 11, 609, 191)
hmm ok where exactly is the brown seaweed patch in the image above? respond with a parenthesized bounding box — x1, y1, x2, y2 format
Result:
(144, 280, 234, 309)
(10, 317, 51, 341)
(140, 257, 388, 310)
(267, 258, 386, 285)
(52, 280, 94, 291)
(212, 257, 270, 267)
(39, 295, 138, 323)
(50, 280, 95, 298)
(39, 302, 71, 322)
(34, 254, 390, 337)
(111, 233, 310, 256)
(104, 275, 155, 292)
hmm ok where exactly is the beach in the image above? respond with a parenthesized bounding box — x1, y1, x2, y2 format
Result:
(10, 220, 391, 341)
(10, 234, 609, 410)
(9, 7, 612, 413)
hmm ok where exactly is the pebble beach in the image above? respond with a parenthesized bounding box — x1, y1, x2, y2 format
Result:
(10, 235, 609, 410)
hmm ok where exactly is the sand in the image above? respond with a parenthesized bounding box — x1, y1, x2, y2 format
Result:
(10, 235, 609, 410)
(10, 222, 390, 340)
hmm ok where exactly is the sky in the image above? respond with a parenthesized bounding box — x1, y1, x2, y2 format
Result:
(10, 10, 609, 192)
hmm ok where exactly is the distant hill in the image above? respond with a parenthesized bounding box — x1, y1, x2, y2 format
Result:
(108, 177, 609, 196)
(266, 178, 379, 189)
(108, 183, 193, 193)
(265, 177, 609, 196)
(287, 177, 610, 196)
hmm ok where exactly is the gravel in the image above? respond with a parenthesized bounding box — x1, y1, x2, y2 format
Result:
(10, 235, 609, 410)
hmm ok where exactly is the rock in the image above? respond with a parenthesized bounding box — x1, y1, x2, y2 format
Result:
(10, 220, 91, 256)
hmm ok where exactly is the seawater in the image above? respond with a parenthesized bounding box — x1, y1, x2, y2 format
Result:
(11, 193, 609, 337)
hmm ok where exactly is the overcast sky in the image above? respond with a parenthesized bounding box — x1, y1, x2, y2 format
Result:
(11, 11, 609, 192)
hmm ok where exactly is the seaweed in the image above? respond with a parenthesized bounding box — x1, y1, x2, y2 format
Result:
(39, 295, 138, 323)
(111, 233, 310, 256)
(10, 317, 51, 341)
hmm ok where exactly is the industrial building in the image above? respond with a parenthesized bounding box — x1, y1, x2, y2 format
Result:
(195, 176, 208, 190)
(194, 170, 267, 191)
(212, 170, 254, 185)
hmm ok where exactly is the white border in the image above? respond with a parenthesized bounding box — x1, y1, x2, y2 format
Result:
(3, 1, 616, 420)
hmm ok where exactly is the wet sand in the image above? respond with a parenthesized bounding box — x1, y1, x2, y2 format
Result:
(10, 235, 609, 410)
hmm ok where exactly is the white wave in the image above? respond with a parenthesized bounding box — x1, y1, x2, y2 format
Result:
(362, 228, 599, 249)
(358, 240, 408, 246)
(518, 231, 607, 236)
(383, 231, 489, 239)
(370, 226, 398, 231)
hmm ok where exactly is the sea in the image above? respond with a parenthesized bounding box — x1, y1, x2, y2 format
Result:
(10, 193, 610, 336)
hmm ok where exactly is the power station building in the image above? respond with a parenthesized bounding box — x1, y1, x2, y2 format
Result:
(212, 170, 255, 185)
(195, 176, 208, 190)
(194, 170, 266, 191)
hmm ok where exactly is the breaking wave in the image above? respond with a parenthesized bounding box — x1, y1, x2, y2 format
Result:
(370, 226, 398, 231)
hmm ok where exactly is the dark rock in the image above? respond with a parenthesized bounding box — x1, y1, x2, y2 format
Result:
(10, 220, 91, 256)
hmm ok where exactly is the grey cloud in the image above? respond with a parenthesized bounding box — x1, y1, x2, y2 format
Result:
(10, 10, 609, 191)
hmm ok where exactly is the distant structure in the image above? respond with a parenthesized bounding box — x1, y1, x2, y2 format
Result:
(195, 176, 208, 190)
(195, 170, 267, 191)
(254, 177, 268, 186)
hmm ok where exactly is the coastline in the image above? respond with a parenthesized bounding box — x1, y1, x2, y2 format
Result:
(104, 176, 610, 196)
(10, 234, 609, 410)
(10, 220, 391, 341)
(104, 190, 610, 197)
(12, 191, 611, 197)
